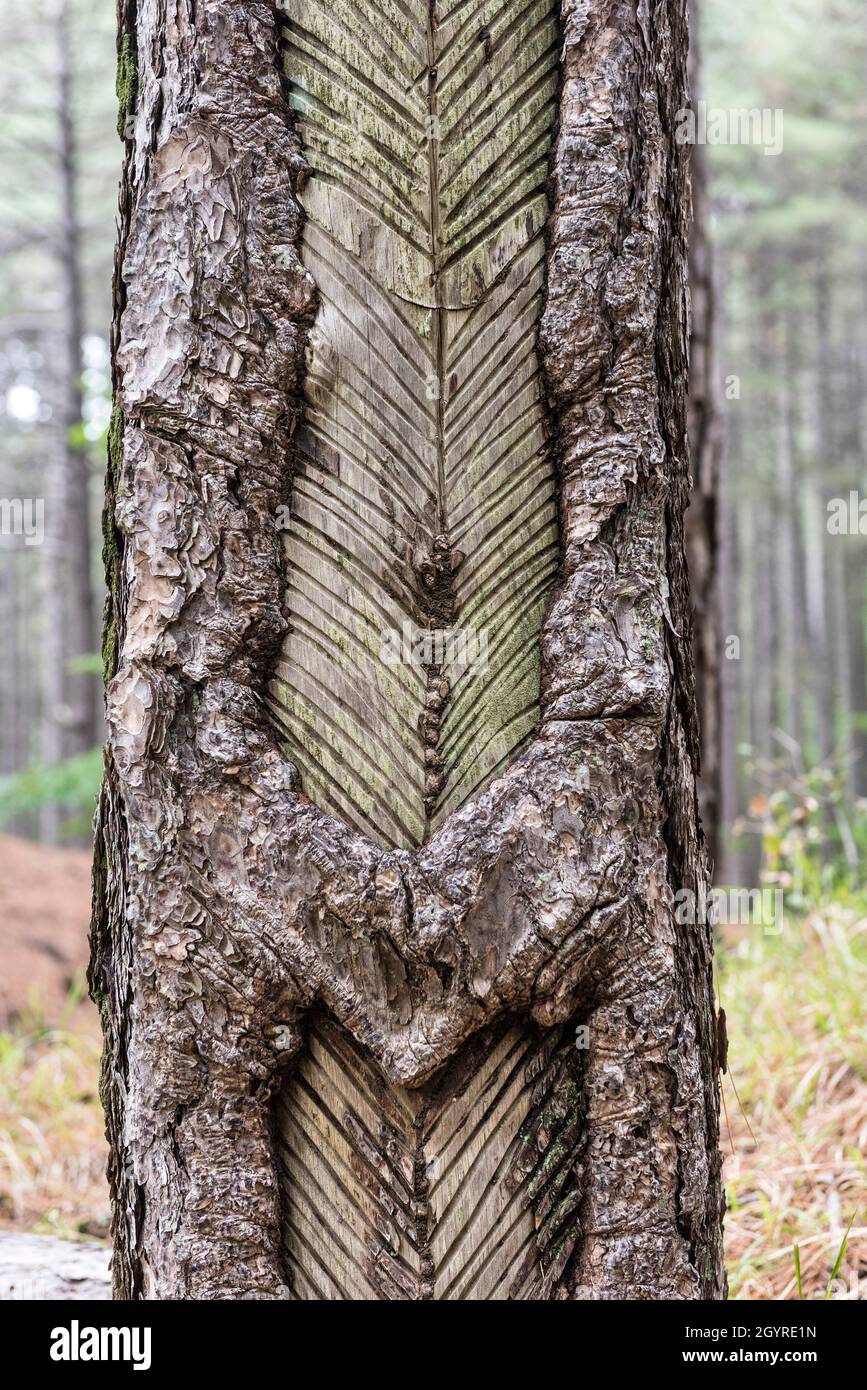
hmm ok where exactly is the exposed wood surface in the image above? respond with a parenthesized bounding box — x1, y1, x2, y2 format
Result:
(275, 0, 569, 1299)
(272, 0, 559, 846)
(278, 1015, 583, 1299)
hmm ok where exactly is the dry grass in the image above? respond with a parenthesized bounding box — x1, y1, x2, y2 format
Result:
(0, 996, 109, 1241)
(0, 915, 865, 1298)
(719, 906, 867, 1299)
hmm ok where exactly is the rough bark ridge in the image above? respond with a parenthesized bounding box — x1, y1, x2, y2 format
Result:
(92, 0, 725, 1299)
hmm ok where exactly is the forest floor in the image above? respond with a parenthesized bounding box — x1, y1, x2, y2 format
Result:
(719, 908, 866, 1299)
(0, 833, 864, 1298)
(0, 836, 108, 1242)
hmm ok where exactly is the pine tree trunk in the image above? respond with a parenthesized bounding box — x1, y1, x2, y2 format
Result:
(808, 244, 834, 763)
(91, 0, 726, 1301)
(842, 312, 867, 797)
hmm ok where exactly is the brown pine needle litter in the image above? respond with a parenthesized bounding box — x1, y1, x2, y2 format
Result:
(0, 909, 865, 1298)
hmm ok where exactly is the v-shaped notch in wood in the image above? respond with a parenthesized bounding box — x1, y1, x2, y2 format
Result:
(271, 0, 561, 849)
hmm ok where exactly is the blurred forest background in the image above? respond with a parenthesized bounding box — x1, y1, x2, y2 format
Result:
(0, 0, 114, 842)
(0, 0, 864, 1300)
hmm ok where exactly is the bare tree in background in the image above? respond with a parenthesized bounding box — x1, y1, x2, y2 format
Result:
(0, 0, 109, 829)
(686, 0, 722, 868)
(42, 0, 98, 836)
(92, 0, 726, 1300)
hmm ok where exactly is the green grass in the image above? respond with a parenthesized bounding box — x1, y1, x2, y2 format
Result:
(0, 912, 864, 1296)
(0, 999, 108, 1241)
(719, 906, 867, 1299)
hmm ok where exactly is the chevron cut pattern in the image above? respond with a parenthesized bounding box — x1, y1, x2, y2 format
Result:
(274, 0, 570, 1300)
(276, 1016, 584, 1300)
(272, 0, 560, 847)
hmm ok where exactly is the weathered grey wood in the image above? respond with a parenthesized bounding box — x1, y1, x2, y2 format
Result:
(272, 0, 559, 846)
(273, 4, 566, 1295)
(277, 1015, 582, 1299)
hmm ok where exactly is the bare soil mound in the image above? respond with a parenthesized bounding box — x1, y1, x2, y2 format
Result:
(0, 835, 94, 1028)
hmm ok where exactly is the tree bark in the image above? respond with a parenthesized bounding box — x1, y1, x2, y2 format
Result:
(92, 0, 726, 1301)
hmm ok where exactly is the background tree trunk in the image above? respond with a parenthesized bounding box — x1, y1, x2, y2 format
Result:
(43, 0, 97, 840)
(686, 0, 722, 869)
(92, 0, 725, 1301)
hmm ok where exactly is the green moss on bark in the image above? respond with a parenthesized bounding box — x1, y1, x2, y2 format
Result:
(116, 31, 138, 139)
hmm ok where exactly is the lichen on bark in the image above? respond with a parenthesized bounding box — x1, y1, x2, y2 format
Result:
(115, 28, 138, 139)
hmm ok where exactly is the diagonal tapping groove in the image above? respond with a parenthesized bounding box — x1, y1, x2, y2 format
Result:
(272, 0, 561, 848)
(276, 1014, 585, 1299)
